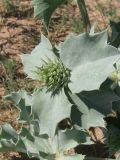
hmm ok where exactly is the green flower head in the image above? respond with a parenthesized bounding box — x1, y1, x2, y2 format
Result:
(37, 60, 71, 94)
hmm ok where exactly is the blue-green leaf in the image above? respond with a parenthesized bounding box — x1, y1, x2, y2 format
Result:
(70, 89, 120, 129)
(21, 35, 56, 80)
(32, 88, 72, 137)
(60, 31, 120, 92)
(33, 0, 66, 28)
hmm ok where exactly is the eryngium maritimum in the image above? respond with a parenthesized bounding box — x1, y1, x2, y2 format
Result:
(37, 60, 71, 94)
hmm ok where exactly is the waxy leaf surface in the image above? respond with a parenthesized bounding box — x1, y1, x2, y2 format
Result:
(60, 31, 120, 92)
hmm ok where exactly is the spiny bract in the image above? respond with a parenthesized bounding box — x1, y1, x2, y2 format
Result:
(37, 60, 71, 94)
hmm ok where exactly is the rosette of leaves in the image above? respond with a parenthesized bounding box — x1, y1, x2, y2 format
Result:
(21, 30, 120, 93)
(0, 90, 87, 160)
(21, 30, 120, 128)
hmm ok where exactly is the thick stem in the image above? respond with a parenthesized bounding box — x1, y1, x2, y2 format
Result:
(77, 0, 91, 32)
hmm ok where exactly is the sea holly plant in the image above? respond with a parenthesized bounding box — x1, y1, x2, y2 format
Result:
(1, 29, 120, 160)
(21, 30, 120, 130)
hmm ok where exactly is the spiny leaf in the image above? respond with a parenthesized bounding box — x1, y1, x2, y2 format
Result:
(33, 0, 67, 28)
(0, 124, 87, 160)
(4, 90, 33, 123)
(21, 34, 56, 80)
(60, 30, 120, 92)
(18, 99, 33, 123)
(4, 90, 32, 106)
(0, 124, 18, 144)
(32, 88, 72, 137)
(0, 124, 26, 153)
(69, 89, 120, 129)
(5, 89, 72, 137)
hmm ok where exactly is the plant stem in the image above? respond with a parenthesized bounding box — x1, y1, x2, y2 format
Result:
(77, 0, 91, 32)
